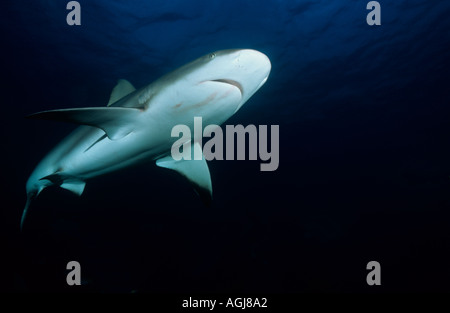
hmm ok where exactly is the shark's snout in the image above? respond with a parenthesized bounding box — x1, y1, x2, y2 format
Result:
(223, 49, 271, 110)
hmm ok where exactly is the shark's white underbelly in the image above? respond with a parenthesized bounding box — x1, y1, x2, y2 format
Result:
(48, 125, 171, 180)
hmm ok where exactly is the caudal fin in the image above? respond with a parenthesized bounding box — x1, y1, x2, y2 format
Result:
(21, 193, 36, 231)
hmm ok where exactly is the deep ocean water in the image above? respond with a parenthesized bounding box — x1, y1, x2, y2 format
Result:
(1, 0, 450, 293)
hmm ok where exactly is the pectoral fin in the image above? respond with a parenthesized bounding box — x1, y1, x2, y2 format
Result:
(156, 142, 212, 205)
(27, 107, 142, 140)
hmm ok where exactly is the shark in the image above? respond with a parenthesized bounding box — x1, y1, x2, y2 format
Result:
(23, 49, 271, 229)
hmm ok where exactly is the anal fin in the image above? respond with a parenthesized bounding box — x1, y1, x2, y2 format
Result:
(40, 174, 86, 197)
(60, 179, 86, 196)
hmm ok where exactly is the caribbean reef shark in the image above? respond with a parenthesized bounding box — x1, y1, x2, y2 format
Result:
(23, 49, 271, 229)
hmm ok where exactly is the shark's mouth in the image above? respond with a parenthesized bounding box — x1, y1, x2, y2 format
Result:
(210, 79, 244, 95)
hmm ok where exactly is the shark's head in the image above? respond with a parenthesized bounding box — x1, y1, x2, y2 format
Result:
(202, 49, 271, 111)
(159, 49, 271, 119)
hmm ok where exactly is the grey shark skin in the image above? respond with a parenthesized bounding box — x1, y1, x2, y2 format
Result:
(22, 49, 271, 229)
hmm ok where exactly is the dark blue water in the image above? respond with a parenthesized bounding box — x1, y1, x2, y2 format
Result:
(1, 0, 450, 293)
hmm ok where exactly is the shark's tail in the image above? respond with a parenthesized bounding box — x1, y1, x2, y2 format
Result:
(21, 192, 36, 231)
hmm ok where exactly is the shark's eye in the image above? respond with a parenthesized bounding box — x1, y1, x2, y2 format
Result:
(209, 53, 216, 60)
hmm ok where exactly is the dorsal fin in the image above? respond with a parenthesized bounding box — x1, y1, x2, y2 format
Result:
(107, 79, 136, 106)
